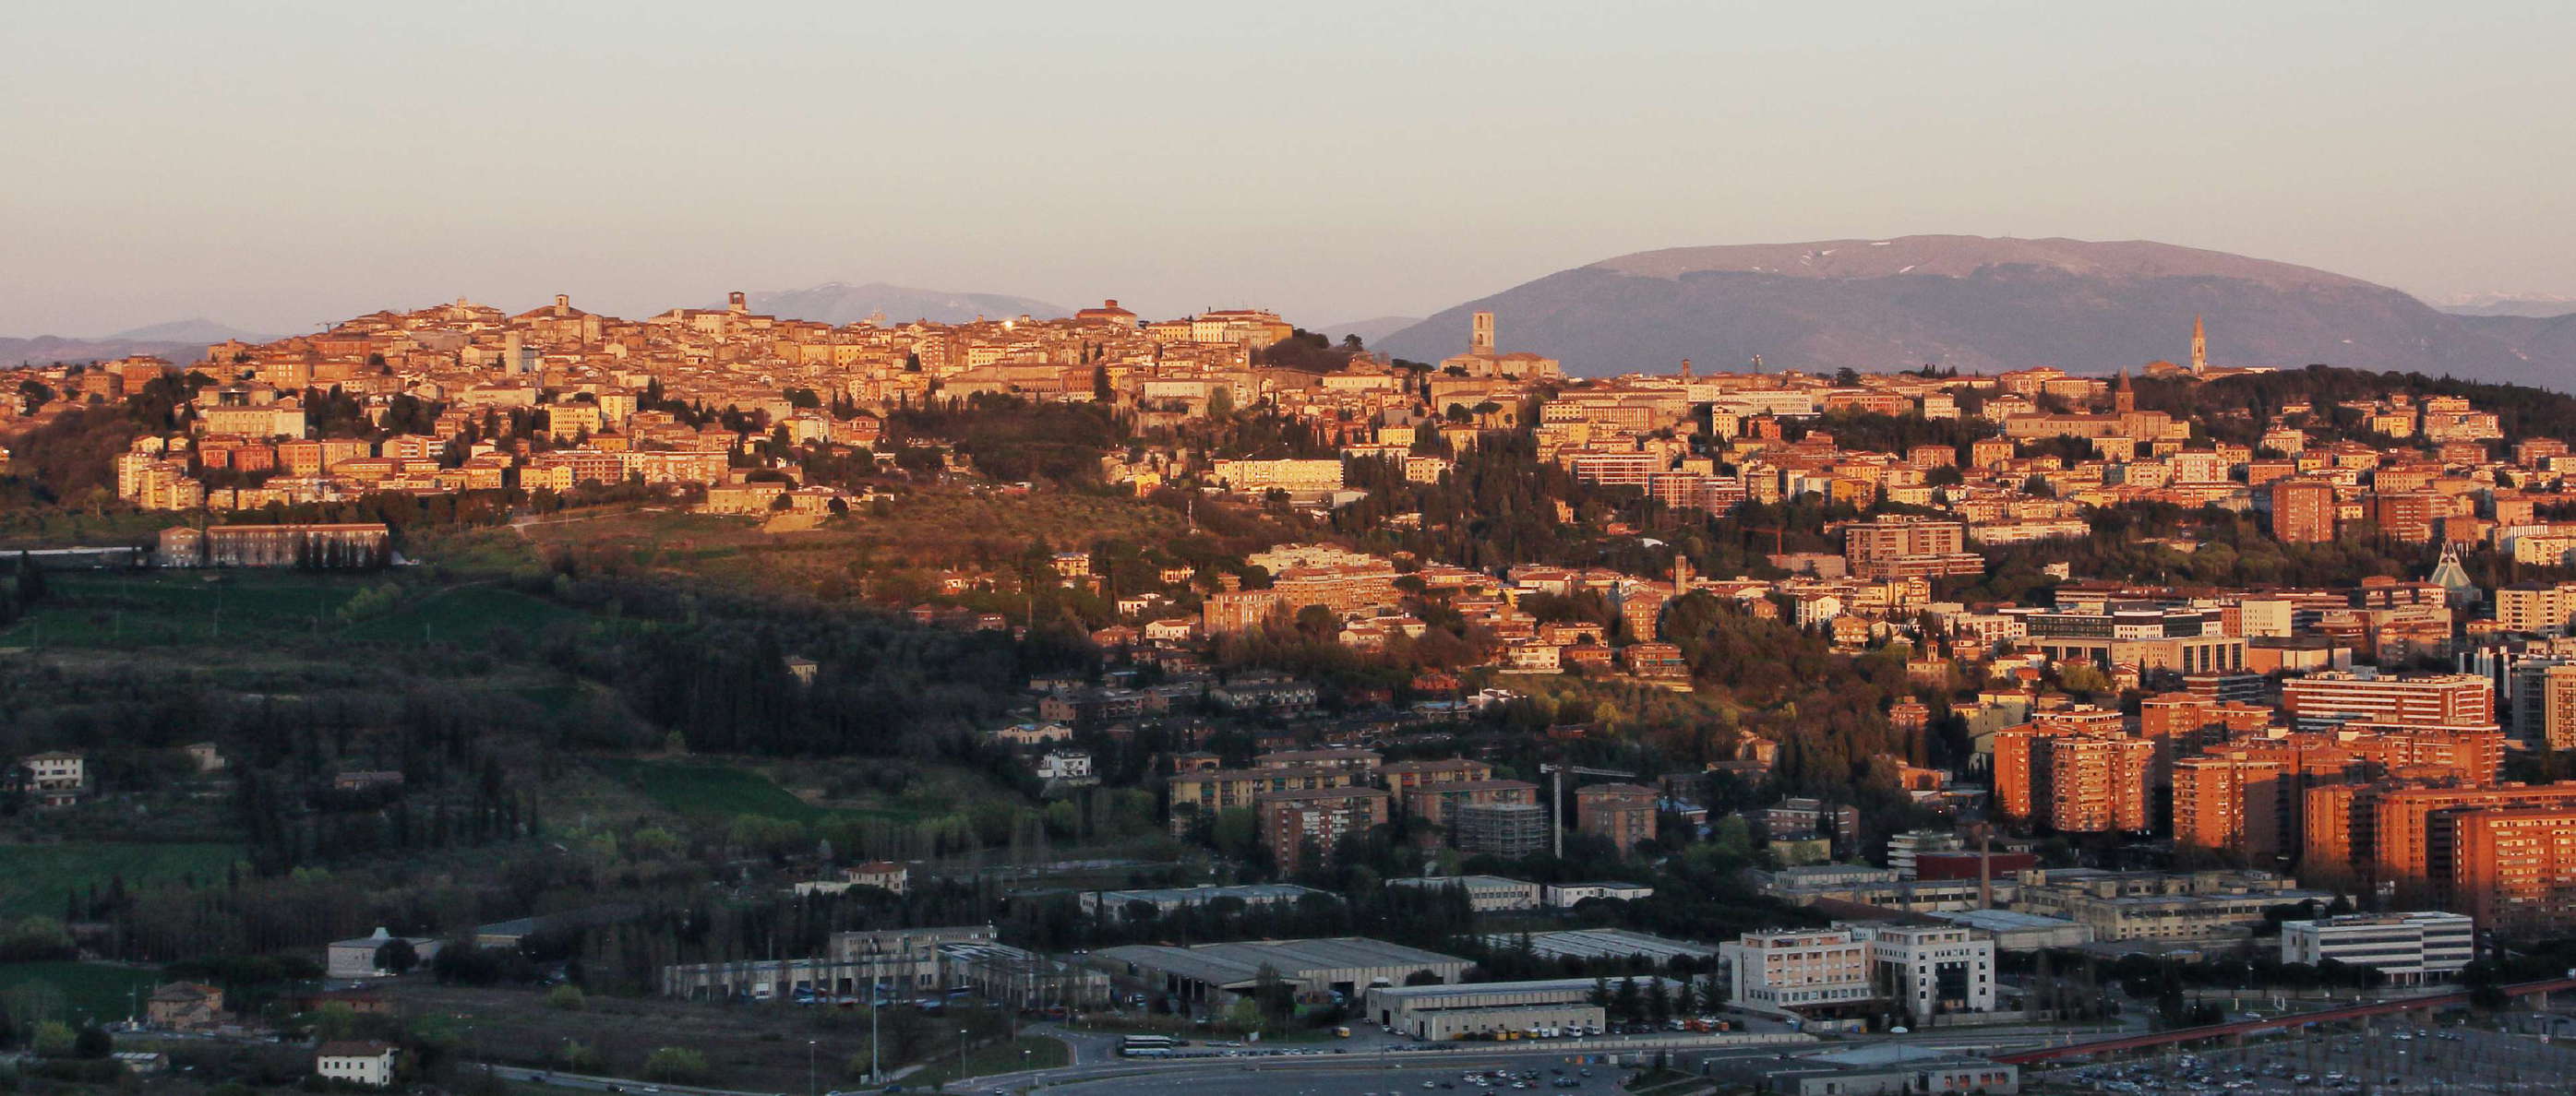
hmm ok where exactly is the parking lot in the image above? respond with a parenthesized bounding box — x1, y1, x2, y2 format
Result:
(1041, 1059, 1635, 1096)
(2034, 1019, 2576, 1095)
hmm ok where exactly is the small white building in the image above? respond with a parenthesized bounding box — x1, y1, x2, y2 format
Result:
(325, 928, 443, 979)
(20, 751, 85, 806)
(1541, 881, 1653, 908)
(314, 1042, 397, 1087)
(2281, 911, 2474, 985)
(1035, 751, 1095, 781)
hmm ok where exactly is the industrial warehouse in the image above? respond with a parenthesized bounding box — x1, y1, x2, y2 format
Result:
(1363, 977, 1682, 1041)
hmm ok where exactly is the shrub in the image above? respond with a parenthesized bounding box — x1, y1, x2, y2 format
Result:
(543, 984, 586, 1011)
(640, 1047, 707, 1084)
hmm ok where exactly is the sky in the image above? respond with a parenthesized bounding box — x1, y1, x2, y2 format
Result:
(5, 0, 2574, 337)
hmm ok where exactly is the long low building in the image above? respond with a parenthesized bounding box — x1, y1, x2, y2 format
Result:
(2281, 911, 2474, 985)
(1093, 937, 1470, 1008)
(1080, 883, 1330, 921)
(1364, 977, 1673, 1041)
(1481, 928, 1717, 967)
(1388, 875, 1541, 912)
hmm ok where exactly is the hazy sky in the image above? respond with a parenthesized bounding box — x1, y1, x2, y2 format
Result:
(6, 1, 2573, 336)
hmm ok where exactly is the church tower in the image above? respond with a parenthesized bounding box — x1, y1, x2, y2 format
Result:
(2190, 315, 2208, 375)
(1469, 311, 1496, 354)
(2114, 368, 2135, 414)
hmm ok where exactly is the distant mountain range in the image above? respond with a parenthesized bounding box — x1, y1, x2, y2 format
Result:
(737, 282, 1068, 326)
(1321, 316, 1425, 347)
(2434, 293, 2576, 318)
(1375, 235, 2576, 390)
(2, 316, 286, 367)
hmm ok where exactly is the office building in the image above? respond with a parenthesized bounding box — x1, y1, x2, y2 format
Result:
(2282, 672, 2494, 731)
(2280, 911, 2474, 984)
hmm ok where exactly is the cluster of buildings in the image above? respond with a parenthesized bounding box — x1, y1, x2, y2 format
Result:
(1160, 746, 1661, 871)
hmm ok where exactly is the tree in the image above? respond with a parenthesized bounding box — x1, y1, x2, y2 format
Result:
(374, 937, 419, 975)
(72, 1025, 111, 1058)
(1207, 386, 1235, 418)
(543, 983, 586, 1010)
(30, 1020, 72, 1057)
(641, 1047, 709, 1083)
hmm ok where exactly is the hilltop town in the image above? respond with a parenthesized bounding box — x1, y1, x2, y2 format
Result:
(9, 295, 2576, 1095)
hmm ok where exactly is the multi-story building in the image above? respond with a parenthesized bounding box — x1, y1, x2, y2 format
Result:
(1404, 779, 1540, 829)
(2267, 478, 2338, 543)
(2280, 911, 2474, 984)
(1719, 929, 1877, 1022)
(1166, 765, 1370, 835)
(1575, 782, 1660, 853)
(2174, 753, 2289, 859)
(2508, 659, 2576, 749)
(2011, 869, 2330, 942)
(156, 523, 390, 567)
(2282, 672, 2494, 732)
(1452, 802, 1550, 857)
(2363, 781, 2576, 902)
(1847, 923, 1998, 1026)
(1256, 786, 1391, 873)
(1992, 723, 2153, 833)
(1840, 516, 1984, 579)
(2448, 805, 2576, 935)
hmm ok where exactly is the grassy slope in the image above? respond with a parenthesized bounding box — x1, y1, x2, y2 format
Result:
(0, 842, 245, 918)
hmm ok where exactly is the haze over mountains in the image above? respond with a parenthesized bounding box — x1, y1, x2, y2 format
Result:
(1376, 235, 2576, 390)
(738, 282, 1067, 326)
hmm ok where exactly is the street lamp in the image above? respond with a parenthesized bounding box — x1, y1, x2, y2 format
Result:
(958, 1027, 969, 1074)
(807, 1040, 816, 1096)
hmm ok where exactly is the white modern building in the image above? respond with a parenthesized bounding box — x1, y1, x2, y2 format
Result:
(1847, 923, 1997, 1025)
(314, 1042, 397, 1087)
(1542, 881, 1654, 908)
(1719, 929, 1875, 1021)
(1387, 875, 1542, 912)
(2280, 911, 2474, 985)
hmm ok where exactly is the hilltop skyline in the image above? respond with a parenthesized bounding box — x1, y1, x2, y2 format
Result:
(6, 3, 2575, 336)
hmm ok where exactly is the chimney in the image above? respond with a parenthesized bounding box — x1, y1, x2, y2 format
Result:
(1977, 827, 1994, 910)
(1104, 299, 1119, 308)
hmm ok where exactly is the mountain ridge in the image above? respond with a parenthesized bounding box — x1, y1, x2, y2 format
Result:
(1377, 235, 2575, 390)
(737, 282, 1068, 326)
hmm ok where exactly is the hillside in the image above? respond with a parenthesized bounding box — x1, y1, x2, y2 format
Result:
(1, 334, 207, 366)
(738, 281, 1068, 325)
(1377, 235, 2573, 389)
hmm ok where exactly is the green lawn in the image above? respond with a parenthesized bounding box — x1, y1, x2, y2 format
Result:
(896, 1034, 1067, 1089)
(341, 584, 590, 644)
(0, 961, 165, 1025)
(0, 569, 365, 648)
(604, 761, 827, 822)
(0, 842, 245, 919)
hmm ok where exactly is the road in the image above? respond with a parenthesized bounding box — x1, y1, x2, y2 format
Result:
(481, 1063, 783, 1096)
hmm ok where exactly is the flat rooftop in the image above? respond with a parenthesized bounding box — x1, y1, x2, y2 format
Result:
(1096, 937, 1468, 987)
(1482, 928, 1717, 963)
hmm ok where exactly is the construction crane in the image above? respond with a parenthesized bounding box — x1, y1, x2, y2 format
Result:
(1538, 762, 1638, 859)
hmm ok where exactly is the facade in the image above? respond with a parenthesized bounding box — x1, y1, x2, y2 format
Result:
(1705, 1045, 2019, 1096)
(313, 1042, 397, 1088)
(157, 522, 389, 567)
(1404, 778, 1540, 828)
(2280, 911, 2474, 984)
(1847, 923, 1997, 1026)
(1453, 802, 1551, 857)
(1094, 937, 1469, 1008)
(1575, 781, 1659, 852)
(1991, 724, 2153, 833)
(324, 929, 444, 979)
(659, 924, 997, 999)
(1720, 929, 1876, 1020)
(2011, 870, 2329, 942)
(1543, 881, 1654, 907)
(2282, 672, 2494, 731)
(2447, 805, 2576, 935)
(1256, 785, 1391, 873)
(146, 983, 223, 1030)
(1365, 977, 1651, 1041)
(1080, 883, 1328, 921)
(2268, 478, 2338, 543)
(1840, 517, 1983, 579)
(1386, 875, 1541, 913)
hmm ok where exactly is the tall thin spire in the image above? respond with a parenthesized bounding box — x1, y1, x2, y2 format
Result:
(2190, 315, 2208, 375)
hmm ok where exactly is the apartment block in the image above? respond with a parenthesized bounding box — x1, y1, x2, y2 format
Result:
(2282, 672, 2494, 731)
(1575, 782, 1660, 853)
(1256, 786, 1391, 873)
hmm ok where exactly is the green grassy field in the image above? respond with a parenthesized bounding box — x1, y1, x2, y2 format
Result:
(0, 569, 602, 649)
(341, 584, 590, 643)
(603, 761, 827, 822)
(0, 569, 365, 647)
(0, 842, 246, 919)
(0, 961, 164, 1024)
